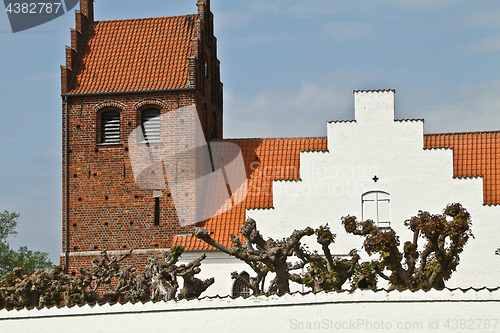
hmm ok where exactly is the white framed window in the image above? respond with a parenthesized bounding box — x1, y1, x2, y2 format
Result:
(362, 191, 391, 229)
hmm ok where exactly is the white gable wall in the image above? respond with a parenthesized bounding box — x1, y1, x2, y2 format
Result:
(248, 90, 499, 289)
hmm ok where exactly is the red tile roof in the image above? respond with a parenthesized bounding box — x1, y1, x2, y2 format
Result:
(175, 131, 500, 250)
(68, 15, 198, 94)
(172, 137, 328, 250)
(424, 131, 500, 205)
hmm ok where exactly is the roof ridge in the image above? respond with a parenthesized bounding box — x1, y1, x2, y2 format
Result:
(425, 130, 500, 136)
(94, 13, 199, 24)
(222, 136, 327, 141)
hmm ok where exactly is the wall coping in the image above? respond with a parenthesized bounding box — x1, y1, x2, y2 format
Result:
(2, 287, 499, 320)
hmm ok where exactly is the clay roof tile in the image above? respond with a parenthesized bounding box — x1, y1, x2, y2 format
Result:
(425, 131, 500, 205)
(68, 14, 198, 94)
(177, 132, 499, 251)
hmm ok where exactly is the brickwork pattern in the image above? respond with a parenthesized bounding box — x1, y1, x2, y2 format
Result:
(61, 0, 222, 273)
(60, 251, 169, 276)
(63, 92, 197, 255)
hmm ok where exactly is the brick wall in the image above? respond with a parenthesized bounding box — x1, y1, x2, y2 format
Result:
(60, 250, 171, 276)
(61, 0, 223, 272)
(62, 92, 196, 270)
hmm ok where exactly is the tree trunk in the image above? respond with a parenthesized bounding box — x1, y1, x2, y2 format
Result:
(274, 260, 290, 293)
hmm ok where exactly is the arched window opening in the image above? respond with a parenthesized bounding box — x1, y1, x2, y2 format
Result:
(232, 271, 251, 297)
(362, 191, 391, 229)
(101, 110, 120, 144)
(141, 108, 161, 142)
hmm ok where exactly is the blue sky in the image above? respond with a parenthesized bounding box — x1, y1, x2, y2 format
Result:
(0, 0, 499, 263)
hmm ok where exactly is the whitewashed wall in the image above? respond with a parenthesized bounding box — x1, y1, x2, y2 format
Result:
(1, 289, 499, 333)
(184, 251, 308, 297)
(178, 251, 252, 296)
(247, 90, 500, 289)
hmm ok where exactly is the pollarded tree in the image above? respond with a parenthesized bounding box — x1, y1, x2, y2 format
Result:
(291, 225, 360, 292)
(342, 203, 473, 290)
(0, 266, 71, 309)
(193, 218, 315, 294)
(0, 246, 214, 309)
(69, 246, 214, 303)
(143, 245, 215, 301)
(69, 249, 135, 304)
(193, 218, 361, 294)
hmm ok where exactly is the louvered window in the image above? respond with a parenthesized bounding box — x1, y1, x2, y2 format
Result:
(101, 110, 120, 144)
(141, 108, 161, 142)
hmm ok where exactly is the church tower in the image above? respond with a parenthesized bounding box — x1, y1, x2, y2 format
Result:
(60, 0, 222, 273)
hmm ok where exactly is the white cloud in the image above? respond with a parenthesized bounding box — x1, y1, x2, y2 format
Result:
(419, 79, 500, 133)
(466, 35, 500, 54)
(223, 78, 500, 139)
(460, 8, 500, 27)
(223, 81, 353, 139)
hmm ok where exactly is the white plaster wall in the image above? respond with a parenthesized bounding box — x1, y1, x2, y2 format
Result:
(248, 90, 500, 289)
(1, 289, 499, 333)
(178, 251, 252, 297)
(180, 251, 308, 297)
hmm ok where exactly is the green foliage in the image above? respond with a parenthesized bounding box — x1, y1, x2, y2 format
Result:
(350, 261, 379, 290)
(0, 269, 18, 288)
(170, 245, 185, 259)
(299, 243, 361, 291)
(0, 266, 70, 309)
(301, 276, 313, 286)
(0, 211, 53, 277)
(10, 246, 52, 275)
(0, 210, 19, 240)
(343, 203, 473, 290)
(315, 224, 336, 245)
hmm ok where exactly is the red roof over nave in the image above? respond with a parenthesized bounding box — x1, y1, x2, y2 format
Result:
(174, 131, 500, 250)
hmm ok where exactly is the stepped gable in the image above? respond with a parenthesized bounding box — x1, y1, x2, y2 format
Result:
(175, 131, 500, 250)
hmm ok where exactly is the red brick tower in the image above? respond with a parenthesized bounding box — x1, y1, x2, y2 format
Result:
(61, 0, 222, 273)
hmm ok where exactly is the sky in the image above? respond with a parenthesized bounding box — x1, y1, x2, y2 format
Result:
(0, 0, 499, 264)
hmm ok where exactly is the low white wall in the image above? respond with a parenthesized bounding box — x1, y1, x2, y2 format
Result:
(1, 288, 499, 333)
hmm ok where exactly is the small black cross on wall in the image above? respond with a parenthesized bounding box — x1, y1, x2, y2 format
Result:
(372, 175, 379, 182)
